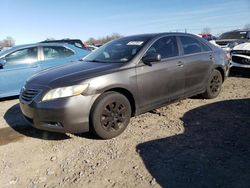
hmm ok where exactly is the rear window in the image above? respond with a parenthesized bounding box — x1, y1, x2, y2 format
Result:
(219, 31, 248, 40)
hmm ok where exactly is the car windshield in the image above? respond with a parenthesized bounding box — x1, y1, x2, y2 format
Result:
(83, 36, 152, 63)
(219, 31, 248, 40)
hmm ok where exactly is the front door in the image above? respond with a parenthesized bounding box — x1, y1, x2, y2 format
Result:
(136, 36, 185, 112)
(0, 47, 39, 97)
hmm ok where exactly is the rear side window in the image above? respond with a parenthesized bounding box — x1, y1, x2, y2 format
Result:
(5, 47, 38, 65)
(43, 46, 74, 60)
(146, 36, 179, 59)
(179, 36, 211, 55)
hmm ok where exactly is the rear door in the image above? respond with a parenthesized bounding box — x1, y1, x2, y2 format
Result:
(0, 47, 39, 97)
(177, 35, 214, 95)
(136, 36, 185, 111)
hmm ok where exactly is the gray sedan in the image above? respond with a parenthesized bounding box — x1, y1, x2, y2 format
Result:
(20, 33, 229, 139)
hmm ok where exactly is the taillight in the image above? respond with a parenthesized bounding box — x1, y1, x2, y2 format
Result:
(225, 49, 231, 64)
(226, 52, 231, 63)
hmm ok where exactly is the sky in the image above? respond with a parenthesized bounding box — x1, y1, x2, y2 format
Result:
(1, 0, 250, 44)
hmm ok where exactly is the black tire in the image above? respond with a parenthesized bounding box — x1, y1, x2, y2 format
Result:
(90, 92, 131, 139)
(202, 69, 223, 99)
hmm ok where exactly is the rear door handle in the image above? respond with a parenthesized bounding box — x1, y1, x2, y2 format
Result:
(177, 61, 184, 67)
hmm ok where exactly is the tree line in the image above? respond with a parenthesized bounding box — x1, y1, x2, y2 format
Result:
(0, 37, 15, 49)
(85, 33, 122, 45)
(1, 23, 250, 49)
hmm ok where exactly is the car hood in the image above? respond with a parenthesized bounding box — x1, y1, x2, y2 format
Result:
(27, 61, 123, 88)
(216, 39, 246, 44)
(233, 42, 250, 50)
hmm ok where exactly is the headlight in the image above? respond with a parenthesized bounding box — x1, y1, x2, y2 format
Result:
(42, 84, 89, 101)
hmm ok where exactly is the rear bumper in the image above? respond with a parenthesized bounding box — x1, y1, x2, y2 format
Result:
(19, 94, 98, 133)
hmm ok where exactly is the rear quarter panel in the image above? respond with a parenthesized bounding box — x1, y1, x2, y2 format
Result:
(213, 47, 229, 78)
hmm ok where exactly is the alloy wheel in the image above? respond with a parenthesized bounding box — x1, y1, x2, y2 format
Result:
(100, 101, 126, 131)
(209, 75, 221, 94)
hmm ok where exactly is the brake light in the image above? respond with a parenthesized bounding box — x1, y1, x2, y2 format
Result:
(225, 51, 231, 64)
(224, 48, 231, 64)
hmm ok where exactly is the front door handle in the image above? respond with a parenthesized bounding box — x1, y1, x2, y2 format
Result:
(30, 65, 38, 68)
(177, 61, 184, 67)
(209, 54, 214, 60)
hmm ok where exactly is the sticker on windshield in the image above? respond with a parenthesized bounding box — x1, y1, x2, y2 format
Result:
(240, 32, 247, 34)
(127, 41, 144, 45)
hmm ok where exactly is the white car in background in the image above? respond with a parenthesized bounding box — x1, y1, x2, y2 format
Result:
(87, 45, 99, 51)
(230, 42, 250, 68)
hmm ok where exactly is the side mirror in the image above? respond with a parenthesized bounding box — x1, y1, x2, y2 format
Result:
(0, 58, 6, 69)
(142, 53, 161, 66)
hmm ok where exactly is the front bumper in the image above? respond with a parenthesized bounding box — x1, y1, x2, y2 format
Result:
(19, 94, 98, 133)
(230, 61, 250, 68)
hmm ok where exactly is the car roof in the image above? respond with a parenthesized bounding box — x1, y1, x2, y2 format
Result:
(41, 39, 83, 43)
(15, 42, 73, 48)
(0, 42, 77, 57)
(121, 32, 200, 39)
(222, 29, 250, 33)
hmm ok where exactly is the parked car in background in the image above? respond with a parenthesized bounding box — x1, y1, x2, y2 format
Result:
(86, 44, 99, 51)
(20, 33, 229, 139)
(230, 42, 250, 68)
(216, 30, 250, 50)
(41, 39, 90, 50)
(95, 44, 103, 47)
(0, 42, 90, 98)
(198, 33, 217, 41)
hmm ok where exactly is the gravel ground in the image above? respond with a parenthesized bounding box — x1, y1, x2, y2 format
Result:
(0, 68, 250, 188)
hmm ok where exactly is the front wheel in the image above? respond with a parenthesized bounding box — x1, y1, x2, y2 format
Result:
(202, 69, 223, 99)
(90, 92, 131, 139)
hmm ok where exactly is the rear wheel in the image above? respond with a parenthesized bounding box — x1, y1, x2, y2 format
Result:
(90, 92, 131, 139)
(202, 69, 223, 99)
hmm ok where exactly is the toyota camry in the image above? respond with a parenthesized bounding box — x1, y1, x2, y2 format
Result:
(19, 33, 229, 139)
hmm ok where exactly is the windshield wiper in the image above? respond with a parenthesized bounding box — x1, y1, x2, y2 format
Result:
(86, 59, 103, 63)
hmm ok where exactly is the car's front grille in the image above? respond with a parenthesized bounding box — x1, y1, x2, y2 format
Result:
(232, 55, 250, 65)
(21, 89, 40, 102)
(216, 41, 229, 46)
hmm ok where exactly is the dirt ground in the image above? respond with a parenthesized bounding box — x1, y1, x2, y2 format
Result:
(0, 68, 250, 188)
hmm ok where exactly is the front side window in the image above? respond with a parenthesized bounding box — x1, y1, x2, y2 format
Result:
(43, 46, 74, 60)
(146, 36, 179, 59)
(83, 36, 152, 63)
(179, 36, 210, 55)
(5, 47, 38, 65)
